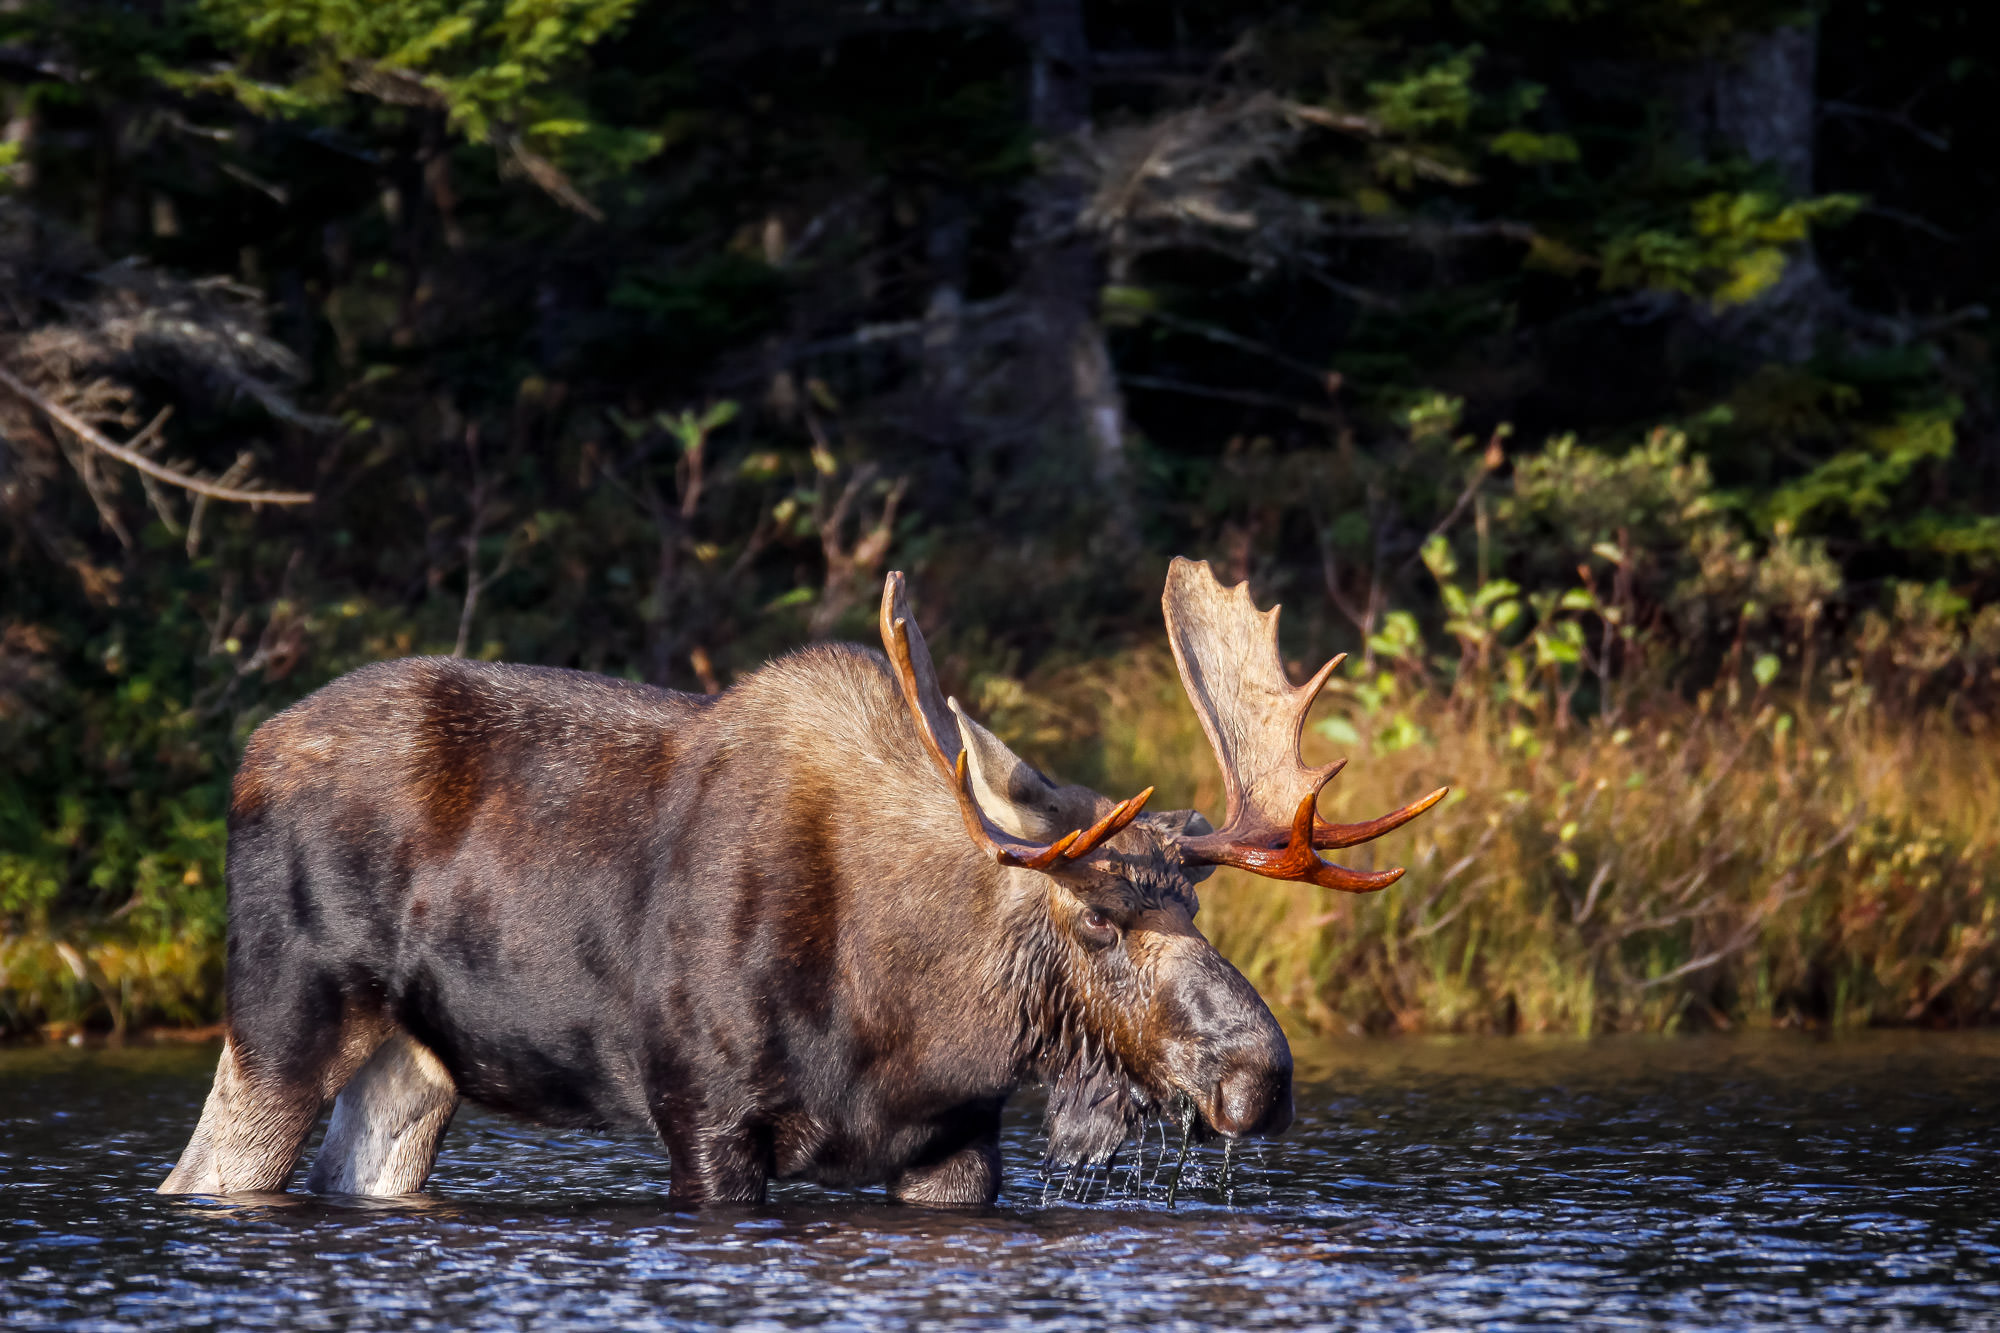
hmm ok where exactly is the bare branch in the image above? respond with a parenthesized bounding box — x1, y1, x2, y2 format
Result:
(1117, 372, 1338, 422)
(1393, 431, 1506, 582)
(129, 407, 183, 536)
(1821, 100, 1949, 152)
(52, 425, 134, 550)
(1860, 204, 1957, 242)
(452, 426, 528, 659)
(0, 365, 314, 505)
(492, 131, 604, 222)
(1130, 307, 1334, 383)
(1319, 219, 1536, 244)
(187, 453, 257, 558)
(1284, 102, 1384, 136)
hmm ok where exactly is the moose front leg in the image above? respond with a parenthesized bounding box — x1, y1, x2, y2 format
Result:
(656, 1119, 772, 1206)
(889, 1136, 1001, 1206)
(888, 1108, 1003, 1206)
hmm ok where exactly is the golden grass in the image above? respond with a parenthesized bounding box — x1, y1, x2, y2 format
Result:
(0, 927, 219, 1039)
(994, 650, 2000, 1035)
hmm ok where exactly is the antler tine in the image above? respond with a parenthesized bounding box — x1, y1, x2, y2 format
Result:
(946, 753, 1078, 868)
(880, 572, 959, 783)
(1186, 771, 1410, 894)
(1316, 785, 1450, 849)
(882, 572, 1154, 873)
(1062, 786, 1156, 860)
(942, 738, 1153, 872)
(1162, 557, 1443, 893)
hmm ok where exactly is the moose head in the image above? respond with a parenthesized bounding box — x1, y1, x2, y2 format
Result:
(881, 556, 1446, 1167)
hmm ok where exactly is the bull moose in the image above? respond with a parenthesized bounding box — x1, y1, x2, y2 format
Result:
(159, 558, 1443, 1205)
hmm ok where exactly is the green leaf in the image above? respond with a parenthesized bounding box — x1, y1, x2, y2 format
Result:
(1601, 191, 1862, 310)
(1535, 627, 1581, 665)
(1100, 285, 1158, 315)
(1488, 130, 1578, 165)
(1368, 610, 1423, 661)
(1373, 712, 1428, 754)
(1368, 49, 1480, 137)
(1753, 653, 1781, 688)
(1313, 716, 1362, 749)
(1421, 532, 1458, 581)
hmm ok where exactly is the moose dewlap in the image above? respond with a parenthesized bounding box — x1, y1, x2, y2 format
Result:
(159, 559, 1444, 1205)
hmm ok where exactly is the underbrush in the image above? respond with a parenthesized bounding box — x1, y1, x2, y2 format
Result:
(986, 650, 2000, 1034)
(0, 928, 218, 1039)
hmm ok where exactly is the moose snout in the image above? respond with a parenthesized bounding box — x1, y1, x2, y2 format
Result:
(1212, 1047, 1294, 1137)
(1159, 946, 1294, 1139)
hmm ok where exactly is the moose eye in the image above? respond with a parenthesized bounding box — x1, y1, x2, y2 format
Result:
(1077, 908, 1119, 949)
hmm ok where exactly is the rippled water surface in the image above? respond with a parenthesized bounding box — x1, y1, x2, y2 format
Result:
(3, 1032, 1998, 1330)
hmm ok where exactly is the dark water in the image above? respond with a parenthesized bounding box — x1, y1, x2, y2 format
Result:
(3, 1033, 1998, 1331)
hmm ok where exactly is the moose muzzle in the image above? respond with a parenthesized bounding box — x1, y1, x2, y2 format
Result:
(1158, 945, 1294, 1140)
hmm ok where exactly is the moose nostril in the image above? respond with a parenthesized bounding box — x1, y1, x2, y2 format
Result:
(1213, 1059, 1293, 1138)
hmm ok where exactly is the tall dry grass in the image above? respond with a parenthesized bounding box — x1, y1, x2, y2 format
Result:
(986, 649, 2000, 1035)
(0, 930, 216, 1040)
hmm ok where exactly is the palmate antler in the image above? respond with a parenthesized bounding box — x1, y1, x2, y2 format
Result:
(881, 573, 1153, 871)
(1163, 558, 1446, 892)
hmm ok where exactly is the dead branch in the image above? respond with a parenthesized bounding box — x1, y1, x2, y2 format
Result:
(1129, 307, 1334, 384)
(492, 131, 605, 222)
(804, 409, 909, 639)
(1117, 373, 1338, 422)
(0, 365, 313, 505)
(186, 453, 257, 558)
(1390, 431, 1507, 586)
(452, 426, 530, 659)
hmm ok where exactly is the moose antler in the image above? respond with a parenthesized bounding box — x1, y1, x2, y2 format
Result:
(1162, 557, 1446, 892)
(880, 572, 1152, 871)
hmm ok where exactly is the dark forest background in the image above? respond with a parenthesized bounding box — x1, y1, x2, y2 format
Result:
(4, 1, 1998, 1035)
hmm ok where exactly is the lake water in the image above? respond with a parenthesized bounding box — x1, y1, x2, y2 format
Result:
(2, 1032, 1996, 1330)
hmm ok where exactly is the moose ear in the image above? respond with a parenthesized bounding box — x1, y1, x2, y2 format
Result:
(1150, 809, 1218, 883)
(948, 700, 1069, 844)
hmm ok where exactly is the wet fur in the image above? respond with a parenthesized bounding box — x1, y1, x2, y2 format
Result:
(160, 646, 1286, 1204)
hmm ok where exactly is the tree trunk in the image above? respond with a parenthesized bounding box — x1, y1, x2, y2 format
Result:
(1015, 0, 1133, 525)
(1686, 21, 1817, 195)
(1675, 20, 1825, 361)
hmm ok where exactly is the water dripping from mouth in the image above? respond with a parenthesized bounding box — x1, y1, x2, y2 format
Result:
(1221, 1137, 1236, 1209)
(1121, 1124, 1148, 1197)
(1165, 1100, 1196, 1208)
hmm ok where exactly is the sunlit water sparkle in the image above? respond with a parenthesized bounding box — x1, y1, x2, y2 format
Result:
(3, 1032, 1997, 1330)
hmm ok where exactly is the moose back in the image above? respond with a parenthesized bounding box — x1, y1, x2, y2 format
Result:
(160, 560, 1443, 1205)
